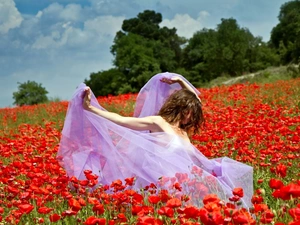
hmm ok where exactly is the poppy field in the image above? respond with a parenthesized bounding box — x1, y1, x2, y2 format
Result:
(0, 78, 299, 224)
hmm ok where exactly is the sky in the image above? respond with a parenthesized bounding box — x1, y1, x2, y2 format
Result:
(0, 0, 289, 108)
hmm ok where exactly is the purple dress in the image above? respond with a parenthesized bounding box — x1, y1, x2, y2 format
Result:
(57, 72, 253, 208)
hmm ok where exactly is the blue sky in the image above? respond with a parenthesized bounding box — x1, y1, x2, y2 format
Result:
(0, 0, 288, 107)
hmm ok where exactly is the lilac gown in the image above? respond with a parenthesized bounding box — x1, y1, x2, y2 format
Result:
(57, 72, 253, 208)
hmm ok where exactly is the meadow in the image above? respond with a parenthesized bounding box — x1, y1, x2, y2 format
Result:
(0, 78, 299, 224)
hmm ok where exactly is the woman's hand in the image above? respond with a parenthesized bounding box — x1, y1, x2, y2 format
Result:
(160, 76, 182, 85)
(160, 76, 202, 103)
(83, 87, 91, 110)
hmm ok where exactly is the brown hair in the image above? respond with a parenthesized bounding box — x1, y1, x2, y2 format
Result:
(158, 89, 204, 135)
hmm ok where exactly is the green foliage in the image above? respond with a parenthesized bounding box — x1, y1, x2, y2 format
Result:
(13, 81, 48, 106)
(85, 10, 186, 95)
(183, 18, 279, 83)
(85, 3, 293, 97)
(84, 68, 125, 96)
(271, 0, 300, 64)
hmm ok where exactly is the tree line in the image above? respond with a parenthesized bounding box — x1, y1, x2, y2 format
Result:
(13, 0, 300, 106)
(84, 0, 300, 97)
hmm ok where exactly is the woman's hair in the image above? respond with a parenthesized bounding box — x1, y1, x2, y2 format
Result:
(158, 89, 204, 135)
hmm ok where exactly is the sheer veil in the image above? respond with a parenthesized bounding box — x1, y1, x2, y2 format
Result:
(57, 72, 253, 208)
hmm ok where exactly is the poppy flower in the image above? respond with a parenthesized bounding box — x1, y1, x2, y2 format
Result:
(202, 194, 220, 205)
(148, 195, 161, 204)
(84, 216, 106, 225)
(232, 187, 244, 197)
(38, 207, 53, 214)
(275, 163, 287, 178)
(68, 198, 81, 211)
(166, 198, 182, 208)
(289, 207, 300, 221)
(158, 206, 174, 217)
(260, 210, 274, 224)
(18, 204, 34, 214)
(49, 214, 61, 222)
(183, 206, 200, 219)
(125, 177, 135, 186)
(92, 204, 104, 215)
(269, 178, 284, 189)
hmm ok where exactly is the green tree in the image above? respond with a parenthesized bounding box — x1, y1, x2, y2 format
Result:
(270, 0, 300, 63)
(216, 18, 254, 76)
(183, 18, 279, 82)
(245, 37, 280, 72)
(13, 81, 48, 106)
(110, 10, 186, 92)
(182, 28, 218, 82)
(183, 18, 257, 81)
(84, 68, 125, 96)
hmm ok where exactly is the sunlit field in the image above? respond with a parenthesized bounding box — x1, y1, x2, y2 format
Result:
(0, 78, 299, 224)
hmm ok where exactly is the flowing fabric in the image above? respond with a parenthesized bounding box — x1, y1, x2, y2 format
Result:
(57, 72, 253, 208)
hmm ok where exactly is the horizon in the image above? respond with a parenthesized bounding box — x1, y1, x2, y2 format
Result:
(0, 0, 289, 107)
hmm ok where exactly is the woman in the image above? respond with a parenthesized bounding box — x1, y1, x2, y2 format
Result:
(57, 72, 253, 208)
(83, 76, 203, 143)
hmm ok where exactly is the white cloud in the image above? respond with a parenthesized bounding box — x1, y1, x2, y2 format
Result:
(0, 1, 126, 107)
(0, 0, 23, 34)
(161, 11, 210, 38)
(84, 15, 125, 37)
(25, 3, 124, 50)
(30, 15, 124, 49)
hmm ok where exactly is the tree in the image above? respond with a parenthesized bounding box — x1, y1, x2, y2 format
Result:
(84, 68, 126, 96)
(183, 18, 257, 81)
(270, 0, 300, 63)
(183, 18, 279, 82)
(110, 10, 186, 92)
(85, 10, 186, 96)
(13, 81, 48, 106)
(182, 28, 219, 82)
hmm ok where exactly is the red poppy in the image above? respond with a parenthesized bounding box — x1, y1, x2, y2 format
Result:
(38, 207, 53, 214)
(88, 197, 100, 205)
(49, 214, 61, 222)
(68, 198, 81, 211)
(61, 209, 78, 216)
(117, 213, 127, 222)
(273, 183, 300, 200)
(166, 198, 182, 208)
(173, 182, 182, 191)
(78, 197, 86, 206)
(260, 210, 274, 224)
(148, 195, 161, 204)
(132, 193, 144, 204)
(203, 194, 220, 205)
(232, 187, 244, 197)
(131, 205, 143, 215)
(275, 163, 287, 178)
(137, 216, 163, 225)
(79, 180, 89, 186)
(269, 178, 284, 189)
(125, 177, 135, 186)
(93, 204, 104, 215)
(18, 204, 34, 214)
(158, 206, 174, 217)
(251, 195, 264, 204)
(229, 195, 240, 202)
(84, 216, 106, 225)
(289, 207, 300, 221)
(183, 206, 200, 219)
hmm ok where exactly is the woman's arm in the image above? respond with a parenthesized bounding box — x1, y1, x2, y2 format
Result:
(83, 87, 161, 131)
(160, 76, 202, 102)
